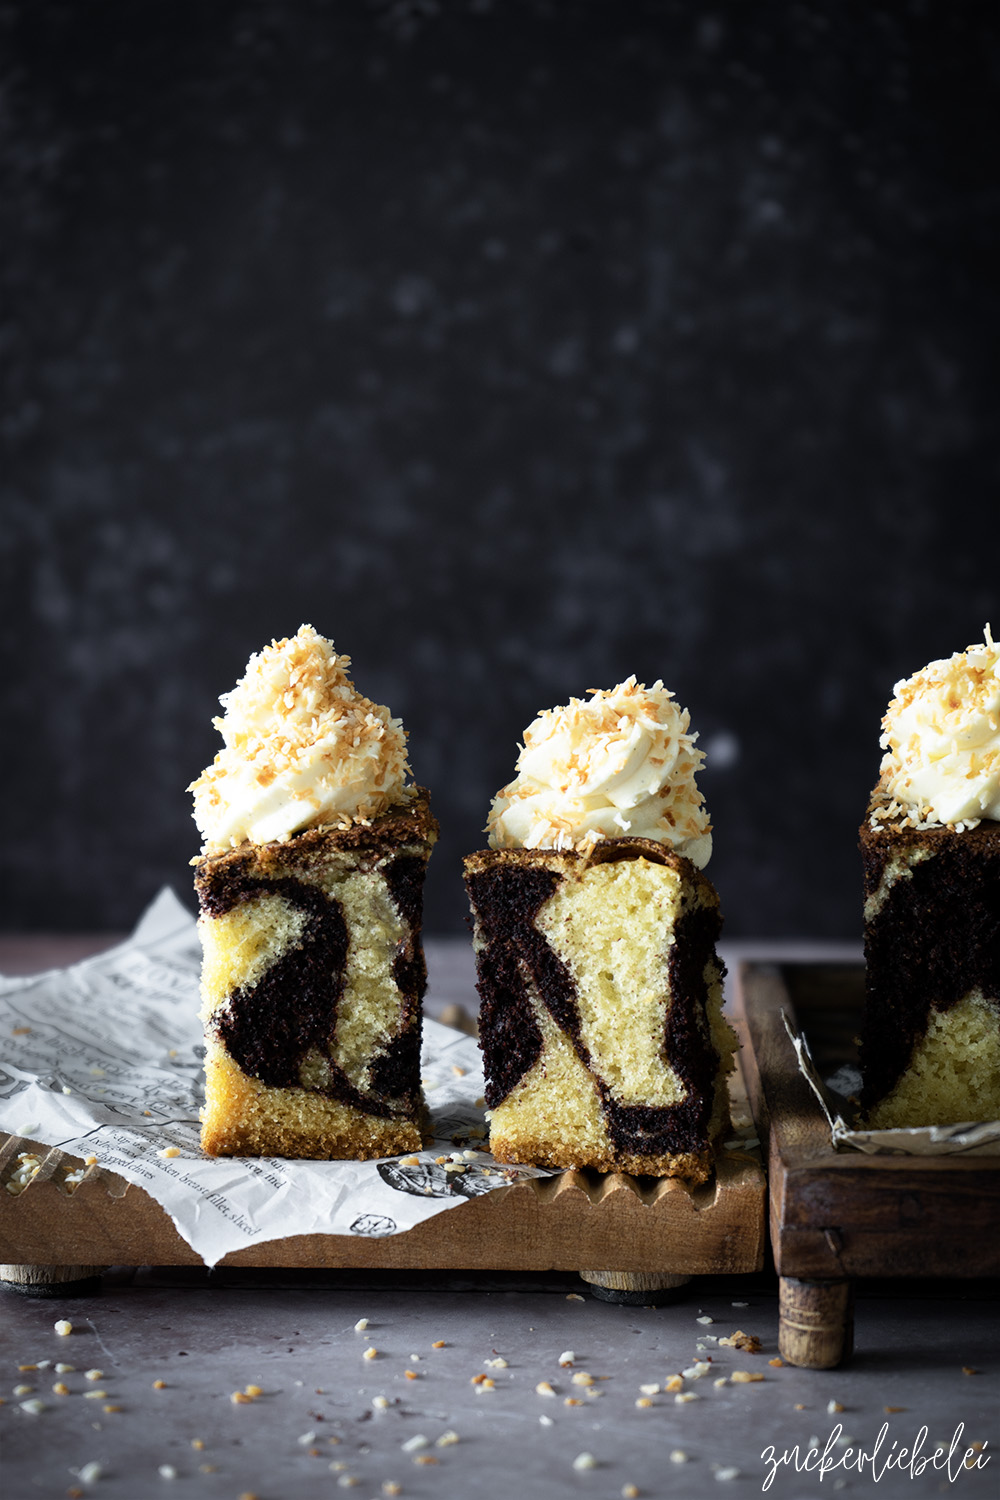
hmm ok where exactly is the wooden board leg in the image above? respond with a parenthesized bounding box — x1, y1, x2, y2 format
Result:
(579, 1270, 692, 1306)
(779, 1275, 854, 1368)
(0, 1264, 106, 1297)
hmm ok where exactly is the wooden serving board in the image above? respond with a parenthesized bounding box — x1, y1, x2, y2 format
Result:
(0, 1058, 764, 1289)
(734, 962, 1000, 1368)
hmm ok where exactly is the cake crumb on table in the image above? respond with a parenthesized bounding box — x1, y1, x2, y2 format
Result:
(719, 1330, 761, 1352)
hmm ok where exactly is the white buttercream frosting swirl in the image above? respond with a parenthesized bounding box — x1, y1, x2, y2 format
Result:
(875, 626, 1000, 830)
(190, 625, 412, 851)
(486, 676, 712, 866)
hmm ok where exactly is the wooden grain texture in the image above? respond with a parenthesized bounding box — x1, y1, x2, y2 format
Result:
(0, 1070, 765, 1275)
(735, 962, 1000, 1281)
(778, 1276, 854, 1369)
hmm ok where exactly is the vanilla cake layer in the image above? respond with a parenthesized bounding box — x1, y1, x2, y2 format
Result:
(860, 800, 1000, 1128)
(464, 841, 736, 1182)
(195, 791, 437, 1158)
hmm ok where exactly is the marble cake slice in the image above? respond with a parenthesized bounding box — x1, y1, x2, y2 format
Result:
(464, 841, 736, 1182)
(195, 790, 437, 1158)
(859, 795, 1000, 1127)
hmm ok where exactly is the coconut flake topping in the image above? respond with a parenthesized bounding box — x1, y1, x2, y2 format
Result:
(487, 677, 712, 866)
(190, 625, 412, 851)
(873, 625, 1000, 832)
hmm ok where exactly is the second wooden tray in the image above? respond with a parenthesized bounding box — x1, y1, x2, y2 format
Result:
(734, 961, 1000, 1368)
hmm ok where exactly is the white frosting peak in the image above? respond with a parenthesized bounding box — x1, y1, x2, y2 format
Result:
(190, 625, 412, 851)
(876, 626, 1000, 830)
(487, 677, 712, 866)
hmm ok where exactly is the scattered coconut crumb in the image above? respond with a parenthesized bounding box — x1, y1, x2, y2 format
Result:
(719, 1331, 761, 1353)
(540, 1414, 553, 1427)
(19, 1398, 45, 1414)
(84, 1370, 104, 1382)
(622, 1486, 640, 1499)
(54, 1321, 73, 1337)
(636, 1397, 653, 1409)
(363, 1347, 378, 1361)
(431, 1340, 446, 1349)
(83, 1391, 107, 1400)
(404, 1370, 419, 1381)
(670, 1450, 688, 1464)
(231, 1391, 253, 1405)
(382, 1485, 401, 1497)
(768, 1358, 784, 1368)
(298, 1431, 317, 1446)
(78, 1462, 103, 1483)
(566, 1293, 585, 1302)
(665, 1375, 684, 1392)
(715, 1467, 740, 1482)
(639, 1383, 659, 1396)
(884, 1406, 906, 1414)
(484, 1357, 508, 1369)
(191, 1440, 204, 1450)
(354, 1319, 369, 1332)
(372, 1396, 389, 1410)
(572, 1453, 597, 1471)
(13, 1385, 33, 1396)
(713, 1378, 728, 1389)
(158, 1147, 181, 1159)
(52, 1382, 69, 1396)
(401, 1434, 428, 1452)
(536, 1381, 556, 1397)
(696, 1316, 714, 1325)
(436, 1430, 459, 1447)
(682, 1362, 712, 1380)
(730, 1372, 764, 1384)
(571, 1371, 594, 1386)
(962, 1367, 978, 1376)
(827, 1400, 844, 1415)
(675, 1392, 700, 1404)
(158, 1465, 177, 1480)
(558, 1351, 575, 1366)
(153, 1380, 167, 1390)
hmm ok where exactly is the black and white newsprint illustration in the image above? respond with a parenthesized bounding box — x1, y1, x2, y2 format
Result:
(0, 890, 548, 1265)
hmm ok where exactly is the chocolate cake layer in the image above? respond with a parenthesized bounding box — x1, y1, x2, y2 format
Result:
(859, 803, 1000, 1116)
(196, 791, 437, 1127)
(464, 840, 730, 1174)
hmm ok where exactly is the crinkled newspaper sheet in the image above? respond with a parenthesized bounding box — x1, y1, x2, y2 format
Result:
(0, 889, 548, 1266)
(782, 1011, 1000, 1156)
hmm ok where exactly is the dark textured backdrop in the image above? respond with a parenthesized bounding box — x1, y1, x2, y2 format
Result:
(2, 1, 998, 936)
